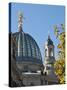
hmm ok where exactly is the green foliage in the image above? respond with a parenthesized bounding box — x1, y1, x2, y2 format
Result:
(53, 24, 65, 84)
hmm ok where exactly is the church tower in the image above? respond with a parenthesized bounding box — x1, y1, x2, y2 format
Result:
(44, 35, 55, 76)
(44, 35, 58, 84)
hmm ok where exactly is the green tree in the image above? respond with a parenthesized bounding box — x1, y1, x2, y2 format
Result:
(53, 24, 65, 84)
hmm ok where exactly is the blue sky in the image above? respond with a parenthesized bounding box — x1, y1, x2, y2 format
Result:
(10, 3, 65, 61)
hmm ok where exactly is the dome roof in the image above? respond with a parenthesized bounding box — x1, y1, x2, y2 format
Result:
(13, 31, 43, 65)
(46, 35, 53, 46)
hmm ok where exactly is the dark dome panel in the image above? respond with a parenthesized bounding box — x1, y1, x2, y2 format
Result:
(13, 32, 42, 64)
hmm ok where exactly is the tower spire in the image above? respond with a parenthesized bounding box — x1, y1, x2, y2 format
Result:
(18, 12, 23, 32)
(48, 30, 50, 39)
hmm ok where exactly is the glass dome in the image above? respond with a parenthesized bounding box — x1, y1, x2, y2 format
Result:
(13, 31, 43, 65)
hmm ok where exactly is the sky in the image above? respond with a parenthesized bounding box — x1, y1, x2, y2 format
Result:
(10, 3, 65, 62)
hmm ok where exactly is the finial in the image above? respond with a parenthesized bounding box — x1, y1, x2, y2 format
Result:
(18, 12, 23, 32)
